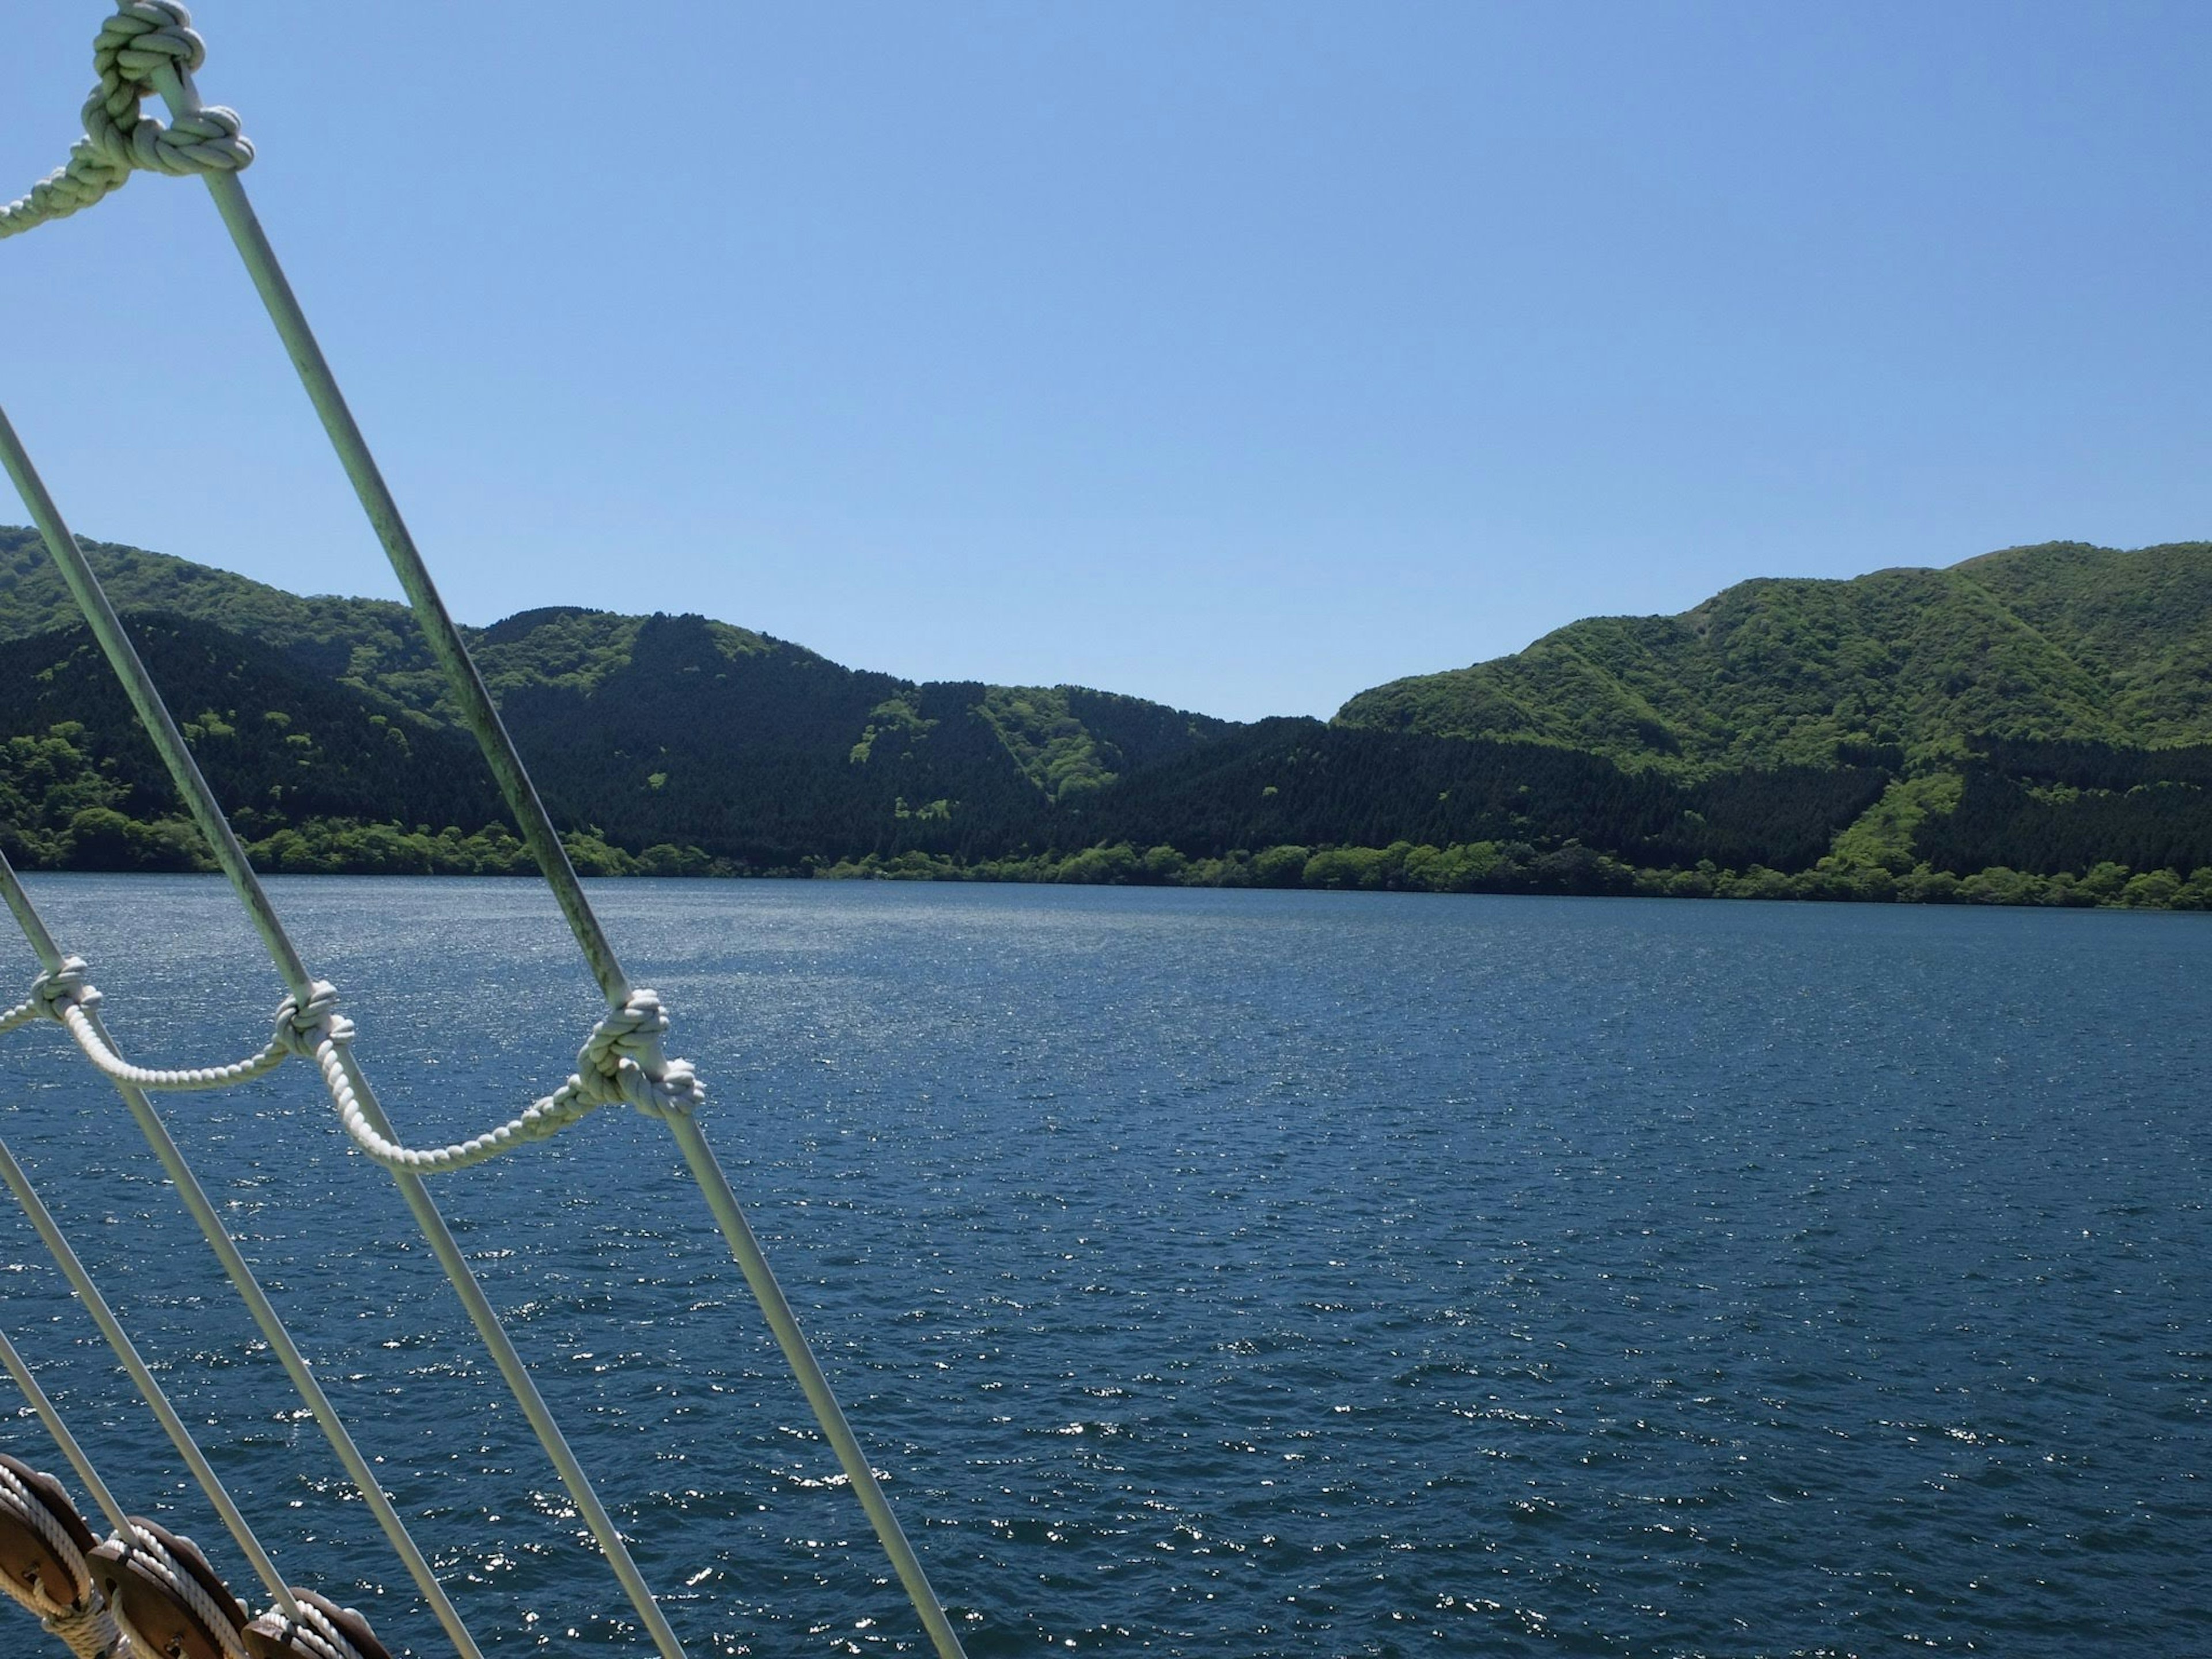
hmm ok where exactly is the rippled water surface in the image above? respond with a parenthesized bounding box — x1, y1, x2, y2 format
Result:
(1, 877, 2207, 1657)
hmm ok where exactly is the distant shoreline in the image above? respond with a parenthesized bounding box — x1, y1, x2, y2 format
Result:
(20, 836, 2212, 913)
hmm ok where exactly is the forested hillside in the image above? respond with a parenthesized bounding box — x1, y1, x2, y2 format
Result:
(12, 528, 2212, 907)
(1336, 541, 2212, 768)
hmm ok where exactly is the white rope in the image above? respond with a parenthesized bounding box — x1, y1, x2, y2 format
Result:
(276, 984, 703, 1176)
(9, 957, 699, 1167)
(248, 1592, 378, 1659)
(109, 1524, 249, 1659)
(0, 1140, 294, 1628)
(0, 5, 961, 1652)
(0, 855, 487, 1659)
(0, 1, 251, 241)
(0, 1463, 123, 1659)
(29, 961, 287, 1092)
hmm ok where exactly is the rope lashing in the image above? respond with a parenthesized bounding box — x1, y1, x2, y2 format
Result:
(23, 959, 290, 1092)
(244, 1588, 389, 1659)
(7, 948, 699, 1164)
(0, 1, 252, 241)
(0, 1457, 123, 1659)
(90, 1520, 252, 1659)
(281, 986, 704, 1176)
(0, 1, 966, 1646)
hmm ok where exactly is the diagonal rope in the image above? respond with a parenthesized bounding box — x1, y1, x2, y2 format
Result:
(0, 851, 486, 1659)
(0, 408, 691, 1659)
(0, 1325, 135, 1543)
(0, 1135, 298, 1631)
(0, 1453, 124, 1659)
(4, 4, 972, 1655)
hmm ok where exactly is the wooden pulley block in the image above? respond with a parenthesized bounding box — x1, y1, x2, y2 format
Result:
(88, 1518, 248, 1659)
(0, 1452, 97, 1609)
(244, 1587, 393, 1659)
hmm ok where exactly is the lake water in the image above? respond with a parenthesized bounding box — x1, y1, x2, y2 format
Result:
(0, 877, 2206, 1657)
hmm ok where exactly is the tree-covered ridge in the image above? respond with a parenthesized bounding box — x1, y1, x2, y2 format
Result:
(1334, 541, 2212, 769)
(0, 525, 452, 721)
(17, 529, 2212, 910)
(0, 528, 1230, 825)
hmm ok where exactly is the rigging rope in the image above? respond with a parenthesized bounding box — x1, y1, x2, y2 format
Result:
(96, 1522, 252, 1659)
(0, 1137, 299, 1630)
(2, 1324, 385, 1659)
(0, 2, 250, 240)
(32, 959, 289, 1092)
(0, 851, 484, 1659)
(0, 1459, 123, 1659)
(1, 5, 973, 1657)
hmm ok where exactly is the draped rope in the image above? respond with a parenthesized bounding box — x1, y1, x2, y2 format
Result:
(279, 984, 703, 1175)
(35, 960, 287, 1092)
(3, 959, 699, 1165)
(0, 2, 969, 1654)
(0, 2, 252, 241)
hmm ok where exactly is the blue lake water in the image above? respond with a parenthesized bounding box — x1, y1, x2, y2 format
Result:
(0, 877, 2207, 1657)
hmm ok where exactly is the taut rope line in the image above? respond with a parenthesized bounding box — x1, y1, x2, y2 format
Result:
(0, 1135, 301, 1632)
(1, 6, 974, 1657)
(0, 853, 484, 1659)
(0, 1339, 128, 1659)
(3, 1323, 384, 1659)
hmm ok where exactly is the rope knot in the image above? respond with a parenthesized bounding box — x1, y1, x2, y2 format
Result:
(2, 1, 251, 241)
(274, 982, 352, 1059)
(573, 990, 704, 1120)
(32, 957, 101, 1021)
(84, 3, 253, 177)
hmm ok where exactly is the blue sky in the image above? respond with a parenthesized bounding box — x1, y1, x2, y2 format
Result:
(3, 3, 2209, 721)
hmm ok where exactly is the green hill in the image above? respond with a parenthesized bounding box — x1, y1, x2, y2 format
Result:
(1334, 541, 2212, 769)
(0, 528, 1237, 872)
(14, 528, 2212, 906)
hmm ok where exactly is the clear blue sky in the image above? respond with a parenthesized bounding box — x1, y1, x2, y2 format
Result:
(3, 3, 2209, 721)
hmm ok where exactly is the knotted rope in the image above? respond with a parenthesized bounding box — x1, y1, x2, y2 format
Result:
(28, 959, 289, 1092)
(0, 1, 252, 241)
(280, 984, 704, 1175)
(5, 953, 700, 1171)
(0, 1463, 123, 1659)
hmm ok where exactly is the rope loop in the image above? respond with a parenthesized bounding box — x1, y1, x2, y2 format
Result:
(574, 989, 704, 1122)
(0, 1, 251, 241)
(274, 982, 352, 1060)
